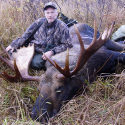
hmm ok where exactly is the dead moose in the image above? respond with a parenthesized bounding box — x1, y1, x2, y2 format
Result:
(0, 22, 125, 123)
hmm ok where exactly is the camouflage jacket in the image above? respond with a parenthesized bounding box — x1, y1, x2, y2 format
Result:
(11, 18, 73, 54)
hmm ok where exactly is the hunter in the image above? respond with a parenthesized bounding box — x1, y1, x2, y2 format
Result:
(6, 2, 73, 70)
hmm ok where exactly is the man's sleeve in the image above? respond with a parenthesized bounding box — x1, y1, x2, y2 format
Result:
(10, 18, 42, 49)
(51, 26, 73, 54)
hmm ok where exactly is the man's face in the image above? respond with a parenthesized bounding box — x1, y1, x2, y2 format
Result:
(44, 8, 58, 23)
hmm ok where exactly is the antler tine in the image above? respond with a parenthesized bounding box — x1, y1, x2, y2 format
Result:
(54, 49, 71, 76)
(0, 44, 40, 82)
(0, 60, 21, 82)
(107, 21, 115, 38)
(74, 24, 85, 51)
(45, 24, 85, 77)
(69, 25, 86, 76)
(0, 55, 14, 69)
(64, 49, 70, 75)
(0, 44, 14, 69)
(44, 49, 71, 77)
(85, 21, 114, 55)
(0, 59, 40, 82)
(101, 21, 115, 40)
(46, 21, 114, 78)
(71, 21, 114, 76)
(93, 20, 97, 43)
(0, 51, 4, 55)
(69, 23, 98, 76)
(0, 44, 11, 59)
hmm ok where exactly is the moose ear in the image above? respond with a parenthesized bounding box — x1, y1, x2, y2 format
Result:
(55, 74, 66, 81)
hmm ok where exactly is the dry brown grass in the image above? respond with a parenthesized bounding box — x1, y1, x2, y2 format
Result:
(0, 0, 44, 46)
(1, 76, 125, 124)
(55, 0, 125, 30)
(0, 0, 125, 125)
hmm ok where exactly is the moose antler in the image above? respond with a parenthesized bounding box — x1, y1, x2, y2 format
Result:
(45, 21, 115, 77)
(0, 44, 40, 82)
(0, 44, 14, 69)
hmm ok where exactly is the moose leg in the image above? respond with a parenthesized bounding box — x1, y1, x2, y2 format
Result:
(116, 52, 125, 64)
(30, 53, 46, 70)
(107, 49, 125, 64)
(116, 40, 125, 44)
(83, 49, 125, 83)
(104, 40, 125, 51)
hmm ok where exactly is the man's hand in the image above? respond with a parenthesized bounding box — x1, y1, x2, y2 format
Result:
(42, 51, 54, 60)
(6, 45, 14, 53)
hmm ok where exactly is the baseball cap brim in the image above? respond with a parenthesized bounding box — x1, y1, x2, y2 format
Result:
(44, 5, 57, 10)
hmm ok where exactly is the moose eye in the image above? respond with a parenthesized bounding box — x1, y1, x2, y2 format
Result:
(55, 86, 64, 99)
(55, 86, 64, 93)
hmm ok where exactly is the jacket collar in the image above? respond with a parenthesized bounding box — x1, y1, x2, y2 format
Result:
(45, 18, 57, 28)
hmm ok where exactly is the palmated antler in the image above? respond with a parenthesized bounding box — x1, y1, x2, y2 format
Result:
(0, 44, 40, 82)
(45, 21, 115, 77)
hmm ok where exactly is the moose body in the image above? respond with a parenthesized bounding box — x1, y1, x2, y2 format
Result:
(31, 23, 125, 123)
(0, 23, 125, 123)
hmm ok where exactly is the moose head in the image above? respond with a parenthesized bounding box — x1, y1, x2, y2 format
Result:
(0, 22, 115, 123)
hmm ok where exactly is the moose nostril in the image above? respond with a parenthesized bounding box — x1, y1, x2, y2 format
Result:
(31, 109, 49, 123)
(30, 111, 37, 120)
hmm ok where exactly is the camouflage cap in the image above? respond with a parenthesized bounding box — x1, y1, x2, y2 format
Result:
(43, 2, 57, 11)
